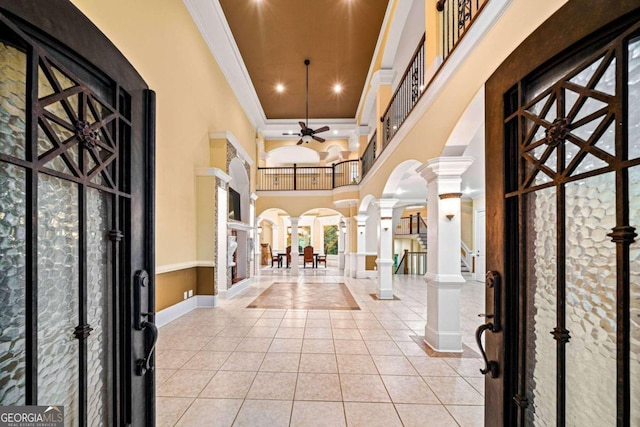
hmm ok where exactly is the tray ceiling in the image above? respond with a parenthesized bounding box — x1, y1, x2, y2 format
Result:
(219, 0, 389, 120)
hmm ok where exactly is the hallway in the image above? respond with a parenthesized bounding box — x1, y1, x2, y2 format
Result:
(155, 270, 485, 426)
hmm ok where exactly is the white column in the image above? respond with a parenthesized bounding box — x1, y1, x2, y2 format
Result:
(417, 156, 473, 352)
(343, 218, 352, 277)
(216, 185, 229, 293)
(338, 220, 346, 272)
(375, 199, 397, 299)
(250, 193, 259, 276)
(290, 217, 300, 275)
(272, 225, 280, 251)
(354, 214, 368, 279)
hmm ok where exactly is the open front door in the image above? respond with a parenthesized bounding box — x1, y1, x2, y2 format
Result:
(485, 2, 640, 426)
(0, 1, 155, 425)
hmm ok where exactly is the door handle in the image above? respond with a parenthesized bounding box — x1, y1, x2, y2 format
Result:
(133, 270, 157, 376)
(136, 320, 158, 376)
(474, 270, 501, 378)
(476, 323, 499, 378)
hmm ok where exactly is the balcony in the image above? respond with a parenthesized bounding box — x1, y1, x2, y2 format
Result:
(370, 0, 491, 164)
(256, 159, 359, 191)
(257, 1, 490, 192)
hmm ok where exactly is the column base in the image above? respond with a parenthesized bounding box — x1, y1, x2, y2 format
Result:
(424, 325, 463, 353)
(377, 288, 394, 299)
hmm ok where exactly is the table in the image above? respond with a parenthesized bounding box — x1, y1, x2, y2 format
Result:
(275, 252, 322, 268)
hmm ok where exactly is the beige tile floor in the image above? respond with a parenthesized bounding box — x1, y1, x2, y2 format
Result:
(156, 267, 485, 426)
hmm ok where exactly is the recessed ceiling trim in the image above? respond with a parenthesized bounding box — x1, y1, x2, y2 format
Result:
(355, 0, 396, 125)
(183, 0, 267, 128)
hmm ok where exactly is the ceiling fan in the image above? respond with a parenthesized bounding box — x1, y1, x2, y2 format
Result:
(283, 59, 330, 145)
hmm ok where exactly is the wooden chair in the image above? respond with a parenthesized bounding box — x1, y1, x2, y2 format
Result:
(303, 245, 315, 268)
(285, 246, 292, 268)
(268, 245, 280, 267)
(316, 249, 327, 268)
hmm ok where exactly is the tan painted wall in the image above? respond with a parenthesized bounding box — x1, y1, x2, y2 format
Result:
(71, 0, 256, 268)
(196, 267, 215, 296)
(461, 200, 473, 249)
(209, 139, 228, 171)
(155, 269, 197, 311)
(365, 255, 378, 271)
(196, 177, 216, 261)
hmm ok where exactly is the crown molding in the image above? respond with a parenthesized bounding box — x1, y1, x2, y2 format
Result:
(195, 167, 232, 182)
(183, 0, 266, 128)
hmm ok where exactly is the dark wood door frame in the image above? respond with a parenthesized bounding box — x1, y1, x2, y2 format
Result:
(0, 1, 155, 425)
(485, 1, 640, 426)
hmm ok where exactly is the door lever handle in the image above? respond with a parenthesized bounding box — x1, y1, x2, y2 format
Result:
(136, 320, 158, 376)
(475, 323, 499, 378)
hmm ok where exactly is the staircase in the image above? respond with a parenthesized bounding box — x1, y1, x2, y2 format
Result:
(416, 231, 427, 251)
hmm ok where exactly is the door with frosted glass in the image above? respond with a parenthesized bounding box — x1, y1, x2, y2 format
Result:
(0, 2, 155, 426)
(484, 8, 640, 426)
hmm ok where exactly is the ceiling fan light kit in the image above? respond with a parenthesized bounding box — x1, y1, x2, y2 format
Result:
(282, 59, 330, 145)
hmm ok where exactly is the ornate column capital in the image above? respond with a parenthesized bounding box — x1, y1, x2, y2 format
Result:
(417, 156, 474, 183)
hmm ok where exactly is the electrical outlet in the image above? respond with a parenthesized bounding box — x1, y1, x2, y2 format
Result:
(188, 289, 193, 298)
(183, 291, 188, 300)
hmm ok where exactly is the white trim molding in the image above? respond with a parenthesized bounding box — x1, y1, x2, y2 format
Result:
(156, 295, 218, 327)
(195, 167, 232, 182)
(219, 278, 251, 299)
(156, 261, 215, 275)
(209, 131, 254, 166)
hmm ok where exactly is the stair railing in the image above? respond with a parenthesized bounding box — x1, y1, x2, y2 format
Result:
(394, 249, 427, 275)
(395, 213, 427, 235)
(461, 241, 473, 273)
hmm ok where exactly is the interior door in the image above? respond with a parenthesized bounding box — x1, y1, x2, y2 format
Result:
(474, 209, 486, 281)
(484, 3, 640, 426)
(0, 2, 155, 426)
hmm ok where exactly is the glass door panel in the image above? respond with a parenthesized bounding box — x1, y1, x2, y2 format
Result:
(0, 162, 26, 405)
(0, 41, 26, 159)
(564, 172, 617, 425)
(525, 186, 557, 426)
(86, 187, 111, 427)
(36, 173, 79, 425)
(629, 154, 640, 426)
(629, 37, 640, 160)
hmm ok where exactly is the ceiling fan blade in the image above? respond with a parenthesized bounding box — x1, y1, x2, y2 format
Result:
(299, 121, 308, 130)
(283, 132, 301, 136)
(313, 126, 330, 134)
(312, 135, 326, 143)
(296, 138, 303, 145)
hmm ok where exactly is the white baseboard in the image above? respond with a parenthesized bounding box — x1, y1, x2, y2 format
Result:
(220, 278, 251, 299)
(156, 295, 218, 327)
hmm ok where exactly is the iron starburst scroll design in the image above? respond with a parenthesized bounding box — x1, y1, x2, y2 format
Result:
(75, 120, 99, 149)
(544, 117, 569, 147)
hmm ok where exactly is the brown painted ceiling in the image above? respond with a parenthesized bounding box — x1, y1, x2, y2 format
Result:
(219, 0, 389, 120)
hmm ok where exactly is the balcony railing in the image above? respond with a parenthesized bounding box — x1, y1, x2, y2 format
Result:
(437, 0, 488, 60)
(256, 160, 360, 191)
(394, 213, 427, 235)
(380, 34, 426, 150)
(361, 131, 377, 179)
